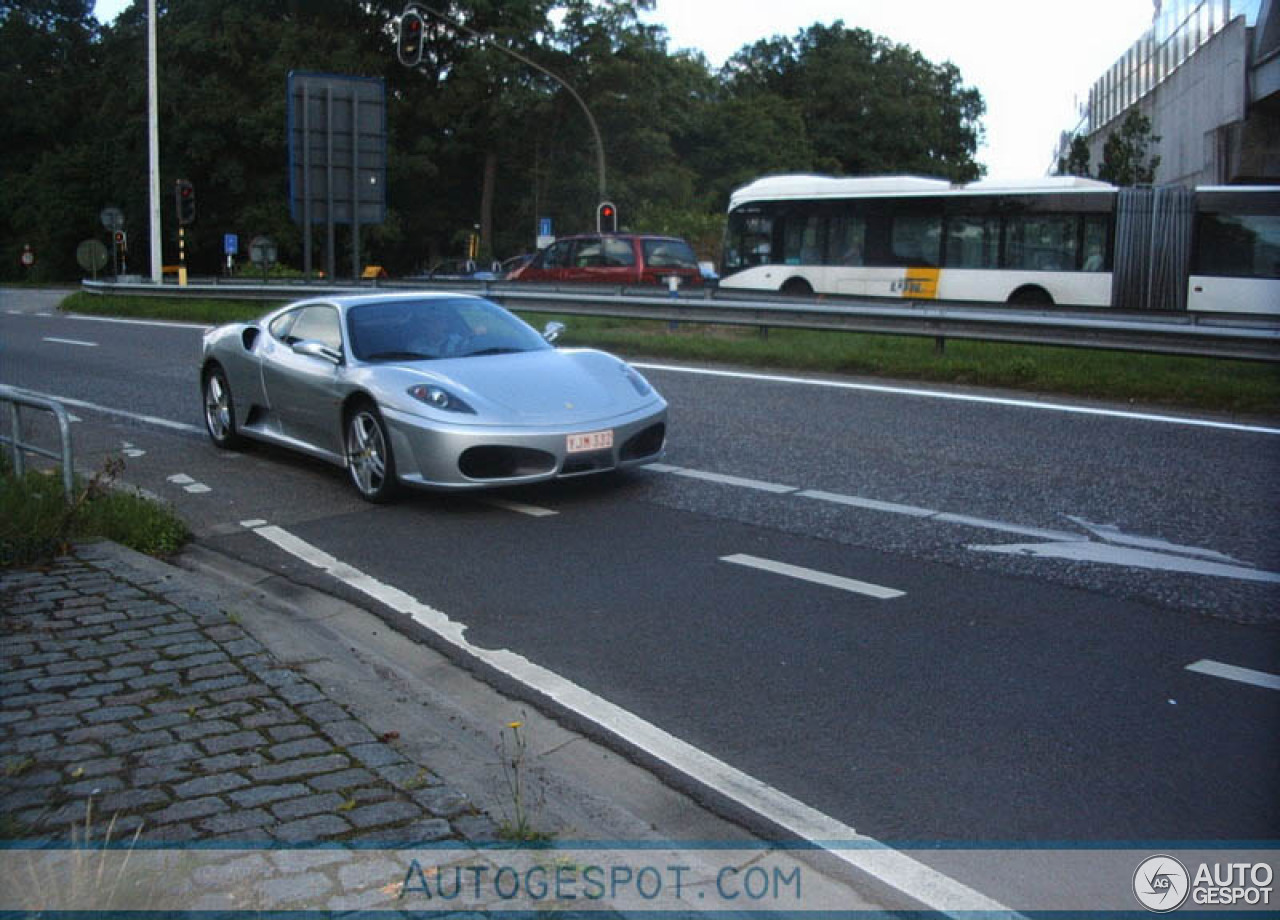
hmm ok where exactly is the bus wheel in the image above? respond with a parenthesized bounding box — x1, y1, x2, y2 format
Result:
(780, 278, 813, 296)
(1007, 285, 1053, 307)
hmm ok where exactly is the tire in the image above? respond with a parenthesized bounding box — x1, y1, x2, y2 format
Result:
(1007, 285, 1054, 307)
(780, 278, 814, 296)
(345, 400, 398, 503)
(202, 364, 242, 449)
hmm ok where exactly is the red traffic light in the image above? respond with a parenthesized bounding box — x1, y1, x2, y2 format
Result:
(597, 201, 618, 233)
(175, 179, 196, 225)
(398, 11, 424, 66)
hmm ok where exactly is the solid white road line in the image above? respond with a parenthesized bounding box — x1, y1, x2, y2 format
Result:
(721, 553, 905, 600)
(246, 523, 1008, 916)
(480, 497, 559, 517)
(649, 463, 798, 493)
(1186, 659, 1280, 691)
(22, 392, 203, 435)
(42, 337, 97, 347)
(68, 313, 211, 331)
(633, 362, 1280, 436)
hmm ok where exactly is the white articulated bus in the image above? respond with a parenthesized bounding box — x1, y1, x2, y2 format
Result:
(719, 174, 1280, 316)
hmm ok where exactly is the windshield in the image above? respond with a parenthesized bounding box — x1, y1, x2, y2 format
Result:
(346, 297, 552, 362)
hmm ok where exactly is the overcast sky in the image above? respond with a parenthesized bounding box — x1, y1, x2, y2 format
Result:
(93, 0, 1158, 178)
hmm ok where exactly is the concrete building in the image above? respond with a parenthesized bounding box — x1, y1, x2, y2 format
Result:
(1057, 0, 1279, 185)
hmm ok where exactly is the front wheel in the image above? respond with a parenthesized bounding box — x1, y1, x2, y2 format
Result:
(203, 365, 242, 449)
(345, 401, 398, 503)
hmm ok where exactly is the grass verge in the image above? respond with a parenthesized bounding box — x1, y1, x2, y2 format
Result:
(63, 291, 1280, 416)
(1, 456, 188, 568)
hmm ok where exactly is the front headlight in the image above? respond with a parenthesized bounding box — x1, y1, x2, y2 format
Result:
(407, 384, 476, 414)
(623, 364, 652, 397)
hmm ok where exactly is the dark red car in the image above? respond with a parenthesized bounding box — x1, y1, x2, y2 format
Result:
(507, 233, 703, 288)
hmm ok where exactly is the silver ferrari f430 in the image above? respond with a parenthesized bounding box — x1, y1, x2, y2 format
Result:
(200, 293, 667, 501)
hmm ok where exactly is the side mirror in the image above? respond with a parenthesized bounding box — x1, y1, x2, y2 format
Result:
(542, 321, 566, 344)
(292, 340, 343, 365)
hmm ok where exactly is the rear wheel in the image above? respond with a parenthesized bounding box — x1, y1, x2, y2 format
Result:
(780, 278, 814, 296)
(1007, 285, 1054, 307)
(202, 365, 242, 449)
(345, 400, 398, 503)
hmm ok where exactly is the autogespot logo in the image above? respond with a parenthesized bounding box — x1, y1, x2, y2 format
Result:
(1134, 855, 1190, 912)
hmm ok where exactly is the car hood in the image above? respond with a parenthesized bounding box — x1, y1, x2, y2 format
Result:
(378, 349, 659, 424)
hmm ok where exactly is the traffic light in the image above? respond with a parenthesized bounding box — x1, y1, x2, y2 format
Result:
(175, 179, 196, 225)
(113, 230, 127, 251)
(597, 201, 617, 234)
(397, 11, 424, 66)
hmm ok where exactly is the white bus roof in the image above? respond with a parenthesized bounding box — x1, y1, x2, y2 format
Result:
(728, 173, 1118, 210)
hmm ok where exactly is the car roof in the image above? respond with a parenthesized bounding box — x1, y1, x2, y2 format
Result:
(553, 233, 689, 242)
(279, 292, 485, 311)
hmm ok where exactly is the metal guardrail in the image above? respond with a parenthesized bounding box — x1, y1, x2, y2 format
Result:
(80, 278, 1280, 362)
(0, 384, 75, 502)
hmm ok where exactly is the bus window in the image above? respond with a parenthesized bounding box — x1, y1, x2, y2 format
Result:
(784, 213, 823, 265)
(1195, 214, 1280, 278)
(1082, 215, 1109, 271)
(891, 215, 941, 267)
(945, 216, 999, 268)
(1004, 214, 1079, 271)
(827, 215, 866, 266)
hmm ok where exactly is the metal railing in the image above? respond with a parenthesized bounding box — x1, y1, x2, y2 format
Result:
(80, 278, 1280, 363)
(1, 385, 75, 502)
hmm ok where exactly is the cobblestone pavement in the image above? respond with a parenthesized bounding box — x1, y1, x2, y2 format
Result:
(0, 541, 497, 848)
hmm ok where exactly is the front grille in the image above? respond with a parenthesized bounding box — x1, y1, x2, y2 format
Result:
(620, 423, 666, 461)
(459, 446, 556, 480)
(560, 450, 615, 477)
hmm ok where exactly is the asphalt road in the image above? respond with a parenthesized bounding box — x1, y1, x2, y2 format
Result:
(3, 290, 1277, 869)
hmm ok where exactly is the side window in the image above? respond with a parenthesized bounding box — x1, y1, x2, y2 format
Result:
(1194, 214, 1280, 278)
(288, 306, 342, 350)
(1004, 215, 1079, 271)
(783, 214, 823, 265)
(604, 237, 636, 267)
(574, 239, 605, 268)
(268, 310, 298, 343)
(826, 215, 866, 266)
(945, 215, 999, 269)
(890, 215, 942, 267)
(540, 240, 574, 269)
(1082, 215, 1109, 272)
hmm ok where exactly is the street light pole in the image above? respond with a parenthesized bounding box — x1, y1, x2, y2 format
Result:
(147, 0, 162, 283)
(403, 3, 606, 202)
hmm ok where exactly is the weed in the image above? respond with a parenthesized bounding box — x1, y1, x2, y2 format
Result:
(496, 718, 552, 843)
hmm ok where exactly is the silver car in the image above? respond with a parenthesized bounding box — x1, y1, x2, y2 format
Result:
(200, 293, 667, 501)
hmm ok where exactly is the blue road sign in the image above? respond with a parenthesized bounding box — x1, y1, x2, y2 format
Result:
(224, 234, 239, 255)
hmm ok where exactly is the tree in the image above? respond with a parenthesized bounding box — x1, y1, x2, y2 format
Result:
(0, 1, 990, 279)
(721, 22, 986, 183)
(1057, 135, 1092, 178)
(1097, 108, 1161, 186)
(0, 0, 104, 280)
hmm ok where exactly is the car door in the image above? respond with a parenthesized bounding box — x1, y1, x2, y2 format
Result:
(525, 239, 576, 282)
(562, 235, 606, 283)
(259, 304, 346, 455)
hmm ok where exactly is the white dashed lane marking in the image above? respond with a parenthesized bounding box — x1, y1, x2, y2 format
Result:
(1186, 660, 1280, 692)
(167, 473, 211, 494)
(721, 553, 905, 600)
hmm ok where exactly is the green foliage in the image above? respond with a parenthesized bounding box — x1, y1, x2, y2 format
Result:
(0, 455, 188, 567)
(1, 0, 988, 281)
(1097, 109, 1162, 186)
(721, 21, 986, 183)
(1057, 135, 1092, 178)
